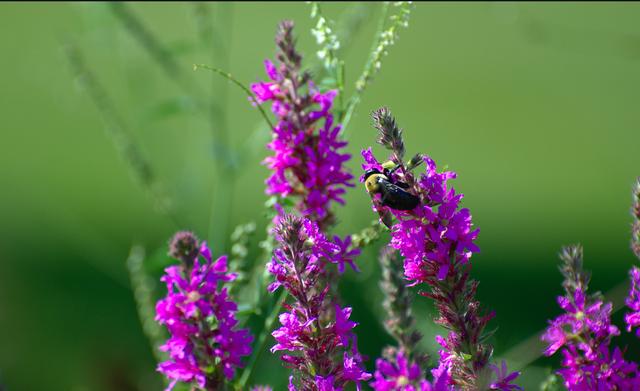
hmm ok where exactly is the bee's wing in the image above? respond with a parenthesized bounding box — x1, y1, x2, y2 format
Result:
(395, 181, 410, 189)
(379, 179, 420, 210)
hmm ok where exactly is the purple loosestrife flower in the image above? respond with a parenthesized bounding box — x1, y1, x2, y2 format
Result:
(268, 214, 371, 390)
(371, 350, 434, 391)
(631, 177, 640, 260)
(252, 20, 353, 230)
(626, 266, 640, 336)
(541, 245, 640, 390)
(156, 232, 253, 391)
(430, 337, 521, 391)
(488, 361, 522, 391)
(627, 178, 640, 335)
(362, 108, 517, 390)
(371, 349, 459, 391)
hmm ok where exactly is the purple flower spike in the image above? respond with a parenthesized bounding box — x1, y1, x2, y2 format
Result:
(626, 179, 640, 336)
(332, 235, 361, 273)
(156, 232, 253, 390)
(626, 266, 640, 337)
(489, 361, 522, 391)
(371, 350, 439, 391)
(363, 107, 518, 390)
(252, 20, 353, 230)
(631, 177, 640, 260)
(269, 213, 371, 391)
(541, 245, 640, 389)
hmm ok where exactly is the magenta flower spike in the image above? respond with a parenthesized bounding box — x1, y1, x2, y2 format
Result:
(626, 178, 640, 336)
(251, 20, 353, 230)
(626, 266, 640, 336)
(362, 108, 519, 390)
(626, 179, 640, 337)
(631, 177, 640, 260)
(155, 232, 253, 390)
(372, 350, 441, 391)
(268, 214, 371, 390)
(541, 245, 640, 389)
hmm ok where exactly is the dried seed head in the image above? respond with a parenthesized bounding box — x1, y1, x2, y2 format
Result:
(276, 20, 302, 71)
(559, 244, 590, 296)
(372, 107, 405, 161)
(379, 246, 417, 352)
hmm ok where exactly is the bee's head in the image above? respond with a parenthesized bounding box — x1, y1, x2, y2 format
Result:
(363, 169, 381, 181)
(364, 169, 385, 193)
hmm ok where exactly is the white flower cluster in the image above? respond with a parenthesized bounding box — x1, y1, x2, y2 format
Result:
(355, 2, 413, 92)
(310, 2, 341, 70)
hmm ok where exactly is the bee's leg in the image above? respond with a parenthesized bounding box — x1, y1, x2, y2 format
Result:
(381, 210, 393, 229)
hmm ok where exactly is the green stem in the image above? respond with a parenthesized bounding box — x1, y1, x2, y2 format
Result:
(337, 60, 345, 117)
(341, 2, 390, 132)
(194, 64, 275, 132)
(64, 43, 181, 227)
(109, 2, 198, 95)
(194, 3, 236, 252)
(236, 289, 288, 390)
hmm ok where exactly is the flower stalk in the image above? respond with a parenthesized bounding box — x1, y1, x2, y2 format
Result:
(626, 178, 640, 336)
(267, 214, 370, 390)
(156, 232, 253, 390)
(541, 244, 639, 389)
(252, 20, 354, 230)
(362, 107, 520, 390)
(631, 177, 640, 260)
(371, 246, 435, 390)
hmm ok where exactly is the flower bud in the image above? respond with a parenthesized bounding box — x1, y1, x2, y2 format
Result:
(168, 231, 199, 268)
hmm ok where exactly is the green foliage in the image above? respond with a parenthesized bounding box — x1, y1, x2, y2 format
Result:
(4, 3, 640, 390)
(351, 220, 387, 249)
(342, 2, 414, 132)
(540, 373, 562, 391)
(193, 64, 274, 131)
(228, 221, 257, 294)
(354, 2, 413, 93)
(65, 43, 178, 224)
(310, 2, 341, 72)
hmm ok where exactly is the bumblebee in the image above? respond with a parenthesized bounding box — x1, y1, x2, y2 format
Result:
(364, 162, 420, 228)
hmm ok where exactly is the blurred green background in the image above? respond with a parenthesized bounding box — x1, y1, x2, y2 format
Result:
(1, 2, 640, 390)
